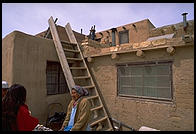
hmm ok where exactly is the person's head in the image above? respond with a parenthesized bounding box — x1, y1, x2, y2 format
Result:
(5, 84, 26, 106)
(71, 85, 89, 101)
(2, 81, 9, 98)
(7, 84, 27, 104)
(2, 84, 27, 130)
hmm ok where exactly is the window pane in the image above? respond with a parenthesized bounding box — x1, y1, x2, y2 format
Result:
(46, 61, 68, 95)
(144, 65, 157, 75)
(47, 84, 58, 95)
(157, 76, 170, 87)
(143, 76, 156, 87)
(119, 30, 129, 44)
(117, 61, 172, 100)
(131, 77, 142, 87)
(59, 68, 69, 93)
(156, 65, 169, 75)
(131, 66, 143, 75)
(157, 88, 171, 99)
(46, 63, 58, 95)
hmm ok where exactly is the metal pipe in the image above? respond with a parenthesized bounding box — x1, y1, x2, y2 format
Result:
(111, 28, 117, 46)
(182, 13, 188, 30)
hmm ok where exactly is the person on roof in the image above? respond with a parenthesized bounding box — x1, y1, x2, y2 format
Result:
(59, 85, 91, 131)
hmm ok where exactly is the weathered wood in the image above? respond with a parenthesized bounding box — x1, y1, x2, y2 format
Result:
(44, 18, 58, 38)
(48, 16, 75, 93)
(166, 46, 175, 55)
(90, 116, 108, 127)
(136, 50, 145, 57)
(111, 53, 119, 59)
(87, 57, 93, 62)
(65, 23, 78, 44)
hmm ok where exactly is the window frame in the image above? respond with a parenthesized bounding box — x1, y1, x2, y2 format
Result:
(119, 30, 129, 44)
(116, 60, 173, 101)
(46, 61, 69, 95)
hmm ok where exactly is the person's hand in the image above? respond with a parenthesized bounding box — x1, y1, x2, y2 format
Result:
(59, 127, 64, 131)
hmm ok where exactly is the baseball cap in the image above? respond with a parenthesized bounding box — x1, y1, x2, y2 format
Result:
(2, 81, 9, 89)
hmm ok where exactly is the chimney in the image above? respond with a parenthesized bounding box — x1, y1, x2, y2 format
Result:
(182, 12, 188, 31)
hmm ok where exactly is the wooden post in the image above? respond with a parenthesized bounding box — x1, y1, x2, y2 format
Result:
(111, 53, 119, 59)
(87, 57, 93, 63)
(166, 46, 175, 55)
(116, 31, 120, 47)
(136, 50, 144, 57)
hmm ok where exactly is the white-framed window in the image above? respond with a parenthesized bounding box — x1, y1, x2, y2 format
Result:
(117, 61, 173, 101)
(46, 61, 69, 95)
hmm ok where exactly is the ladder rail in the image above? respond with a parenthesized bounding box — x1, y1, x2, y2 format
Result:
(65, 23, 114, 131)
(48, 16, 75, 93)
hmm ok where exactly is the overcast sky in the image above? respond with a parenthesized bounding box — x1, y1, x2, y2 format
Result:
(2, 3, 194, 38)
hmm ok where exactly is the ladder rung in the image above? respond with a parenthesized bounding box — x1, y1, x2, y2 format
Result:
(67, 57, 83, 61)
(87, 95, 99, 100)
(73, 76, 90, 79)
(91, 105, 103, 111)
(61, 40, 77, 45)
(63, 48, 79, 53)
(70, 67, 87, 70)
(90, 116, 108, 126)
(83, 85, 95, 89)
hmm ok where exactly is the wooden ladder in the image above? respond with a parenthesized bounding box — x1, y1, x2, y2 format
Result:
(48, 16, 114, 131)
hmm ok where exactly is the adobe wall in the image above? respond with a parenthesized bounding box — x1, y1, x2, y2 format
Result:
(86, 42, 194, 130)
(2, 31, 71, 124)
(35, 25, 85, 45)
(94, 19, 155, 46)
(2, 33, 14, 86)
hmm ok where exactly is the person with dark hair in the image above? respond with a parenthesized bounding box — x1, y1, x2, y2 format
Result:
(59, 85, 91, 131)
(2, 84, 39, 131)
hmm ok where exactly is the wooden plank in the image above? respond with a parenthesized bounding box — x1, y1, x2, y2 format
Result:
(61, 40, 77, 45)
(63, 48, 79, 53)
(48, 16, 75, 93)
(90, 116, 107, 126)
(70, 67, 87, 70)
(65, 23, 78, 44)
(73, 76, 90, 79)
(91, 105, 103, 111)
(86, 95, 99, 100)
(83, 85, 95, 89)
(66, 57, 83, 61)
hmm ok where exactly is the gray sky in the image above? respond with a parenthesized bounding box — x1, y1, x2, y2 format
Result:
(2, 3, 194, 38)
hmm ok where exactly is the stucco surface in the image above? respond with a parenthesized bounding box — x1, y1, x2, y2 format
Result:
(86, 44, 194, 130)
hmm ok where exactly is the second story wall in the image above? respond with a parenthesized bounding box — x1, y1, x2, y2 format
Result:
(94, 19, 155, 46)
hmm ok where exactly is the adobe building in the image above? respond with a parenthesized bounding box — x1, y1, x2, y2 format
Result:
(2, 26, 85, 125)
(81, 18, 194, 131)
(2, 15, 194, 130)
